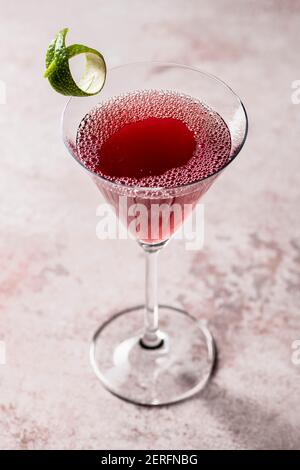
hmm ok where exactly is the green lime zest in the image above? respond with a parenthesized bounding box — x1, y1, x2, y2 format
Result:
(44, 28, 106, 97)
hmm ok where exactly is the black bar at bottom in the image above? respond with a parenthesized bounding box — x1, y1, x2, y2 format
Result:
(0, 449, 299, 464)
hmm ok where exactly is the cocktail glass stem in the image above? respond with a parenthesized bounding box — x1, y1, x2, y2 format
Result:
(139, 241, 167, 348)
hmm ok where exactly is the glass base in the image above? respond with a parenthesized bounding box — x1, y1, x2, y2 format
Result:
(90, 305, 216, 406)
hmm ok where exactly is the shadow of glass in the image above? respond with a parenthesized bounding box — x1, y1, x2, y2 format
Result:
(201, 383, 299, 450)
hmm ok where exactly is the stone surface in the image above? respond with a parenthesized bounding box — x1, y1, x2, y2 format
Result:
(0, 0, 299, 450)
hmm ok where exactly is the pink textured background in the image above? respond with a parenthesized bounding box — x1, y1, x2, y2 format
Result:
(0, 0, 299, 449)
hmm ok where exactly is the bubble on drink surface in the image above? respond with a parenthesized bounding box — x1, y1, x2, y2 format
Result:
(76, 90, 232, 188)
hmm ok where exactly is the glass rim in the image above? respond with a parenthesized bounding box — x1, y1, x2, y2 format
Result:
(62, 60, 248, 193)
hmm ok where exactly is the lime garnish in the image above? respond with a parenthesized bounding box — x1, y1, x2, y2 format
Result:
(44, 28, 106, 97)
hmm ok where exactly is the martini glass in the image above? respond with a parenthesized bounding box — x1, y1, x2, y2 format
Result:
(62, 62, 248, 406)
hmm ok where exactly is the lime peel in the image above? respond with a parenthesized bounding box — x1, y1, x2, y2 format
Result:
(44, 28, 106, 97)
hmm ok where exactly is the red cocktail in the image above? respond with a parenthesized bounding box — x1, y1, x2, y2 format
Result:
(63, 62, 247, 406)
(76, 90, 231, 241)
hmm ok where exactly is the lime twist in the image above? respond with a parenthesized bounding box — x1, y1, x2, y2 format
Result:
(44, 28, 106, 96)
